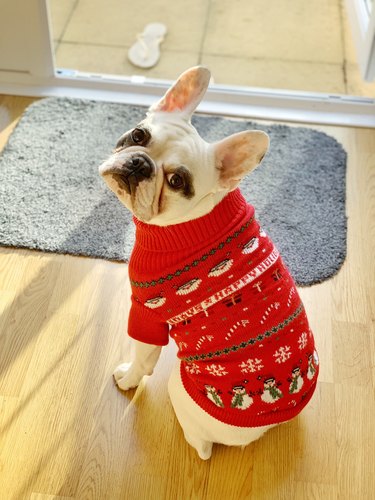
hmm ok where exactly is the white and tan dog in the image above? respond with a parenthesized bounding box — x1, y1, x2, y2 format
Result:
(99, 67, 318, 459)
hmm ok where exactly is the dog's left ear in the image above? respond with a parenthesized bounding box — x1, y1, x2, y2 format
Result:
(149, 66, 211, 119)
(214, 130, 269, 191)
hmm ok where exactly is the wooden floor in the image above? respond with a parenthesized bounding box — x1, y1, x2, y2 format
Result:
(0, 95, 374, 500)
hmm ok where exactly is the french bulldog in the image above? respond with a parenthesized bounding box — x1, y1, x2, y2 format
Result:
(99, 66, 319, 460)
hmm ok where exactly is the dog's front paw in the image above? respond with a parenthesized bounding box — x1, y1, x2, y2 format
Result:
(113, 362, 143, 391)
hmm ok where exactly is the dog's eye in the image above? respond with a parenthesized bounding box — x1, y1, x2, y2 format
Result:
(167, 173, 184, 190)
(131, 128, 147, 144)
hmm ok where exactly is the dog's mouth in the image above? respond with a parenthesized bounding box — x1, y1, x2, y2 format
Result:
(111, 171, 139, 196)
(111, 172, 130, 192)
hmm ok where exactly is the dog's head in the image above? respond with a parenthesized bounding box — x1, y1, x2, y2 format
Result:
(99, 66, 269, 225)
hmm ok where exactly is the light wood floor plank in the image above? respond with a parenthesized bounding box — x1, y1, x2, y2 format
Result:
(30, 494, 74, 500)
(292, 482, 338, 500)
(0, 255, 62, 396)
(335, 383, 375, 498)
(299, 282, 333, 384)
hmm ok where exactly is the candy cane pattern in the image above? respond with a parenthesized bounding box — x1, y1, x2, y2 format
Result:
(196, 335, 214, 351)
(260, 302, 280, 325)
(224, 320, 249, 341)
(287, 287, 296, 308)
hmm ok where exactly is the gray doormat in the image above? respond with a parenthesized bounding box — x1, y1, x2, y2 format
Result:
(0, 98, 347, 286)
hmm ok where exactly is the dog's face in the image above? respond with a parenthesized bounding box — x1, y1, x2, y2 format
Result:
(99, 67, 269, 226)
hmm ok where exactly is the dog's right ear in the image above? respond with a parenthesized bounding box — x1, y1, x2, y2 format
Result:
(149, 66, 211, 119)
(214, 130, 270, 192)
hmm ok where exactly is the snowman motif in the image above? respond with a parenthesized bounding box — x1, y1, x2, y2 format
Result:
(289, 366, 304, 394)
(261, 377, 283, 403)
(307, 350, 319, 380)
(230, 385, 253, 410)
(205, 384, 224, 408)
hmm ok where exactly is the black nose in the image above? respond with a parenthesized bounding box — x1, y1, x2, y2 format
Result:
(124, 155, 153, 179)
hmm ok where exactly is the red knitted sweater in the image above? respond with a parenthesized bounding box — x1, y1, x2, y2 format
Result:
(128, 189, 319, 427)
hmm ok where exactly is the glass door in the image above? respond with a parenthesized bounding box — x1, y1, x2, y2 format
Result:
(1, 0, 374, 127)
(345, 0, 375, 81)
(48, 0, 375, 97)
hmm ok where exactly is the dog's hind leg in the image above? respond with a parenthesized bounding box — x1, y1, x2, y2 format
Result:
(183, 432, 213, 460)
(168, 361, 215, 459)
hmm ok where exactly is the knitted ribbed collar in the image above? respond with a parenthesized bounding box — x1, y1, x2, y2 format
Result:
(133, 188, 250, 252)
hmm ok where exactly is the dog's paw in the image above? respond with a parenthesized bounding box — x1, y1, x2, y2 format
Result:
(113, 362, 143, 391)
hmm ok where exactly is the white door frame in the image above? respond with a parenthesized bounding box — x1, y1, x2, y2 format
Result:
(345, 0, 375, 81)
(0, 0, 374, 128)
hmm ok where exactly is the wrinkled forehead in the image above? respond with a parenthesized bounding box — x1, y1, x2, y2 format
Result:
(142, 111, 200, 141)
(135, 112, 206, 166)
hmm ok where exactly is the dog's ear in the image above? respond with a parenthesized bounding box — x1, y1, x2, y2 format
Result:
(214, 131, 269, 191)
(149, 66, 211, 118)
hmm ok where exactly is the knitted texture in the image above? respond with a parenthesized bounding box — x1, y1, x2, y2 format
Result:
(128, 189, 319, 427)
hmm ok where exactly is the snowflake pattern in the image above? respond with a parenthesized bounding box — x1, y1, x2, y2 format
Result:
(273, 345, 292, 363)
(185, 362, 201, 375)
(298, 332, 308, 350)
(206, 364, 228, 377)
(239, 357, 264, 373)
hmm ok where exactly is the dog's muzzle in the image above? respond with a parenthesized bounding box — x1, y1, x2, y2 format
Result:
(102, 153, 155, 195)
(99, 151, 161, 221)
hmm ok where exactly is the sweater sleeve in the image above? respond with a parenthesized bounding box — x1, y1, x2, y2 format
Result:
(127, 296, 169, 346)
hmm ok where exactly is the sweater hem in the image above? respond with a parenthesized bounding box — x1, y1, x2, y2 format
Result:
(180, 364, 318, 428)
(128, 330, 169, 347)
